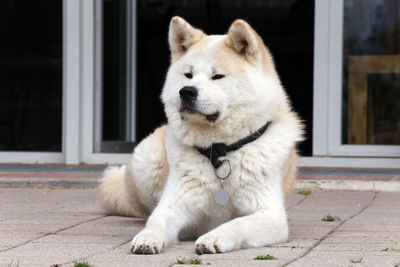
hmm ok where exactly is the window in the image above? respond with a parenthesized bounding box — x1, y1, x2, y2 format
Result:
(0, 0, 62, 151)
(342, 0, 400, 145)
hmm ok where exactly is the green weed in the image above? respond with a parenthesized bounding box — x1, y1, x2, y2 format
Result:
(254, 254, 278, 260)
(73, 260, 91, 267)
(176, 257, 201, 264)
(321, 214, 341, 222)
(349, 257, 362, 263)
(298, 189, 312, 196)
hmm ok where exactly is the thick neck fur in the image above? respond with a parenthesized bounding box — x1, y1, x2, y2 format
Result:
(165, 92, 291, 148)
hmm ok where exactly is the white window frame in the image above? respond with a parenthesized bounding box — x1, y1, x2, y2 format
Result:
(0, 0, 77, 164)
(0, 0, 133, 165)
(327, 0, 400, 157)
(308, 0, 400, 168)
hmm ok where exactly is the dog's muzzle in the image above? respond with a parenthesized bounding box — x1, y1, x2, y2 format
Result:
(179, 86, 220, 122)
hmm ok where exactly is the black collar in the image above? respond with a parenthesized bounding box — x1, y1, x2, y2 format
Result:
(195, 121, 271, 169)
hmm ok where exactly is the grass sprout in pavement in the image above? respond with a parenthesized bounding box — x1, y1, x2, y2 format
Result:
(349, 257, 363, 263)
(298, 189, 312, 196)
(73, 260, 91, 267)
(176, 257, 201, 264)
(254, 254, 278, 260)
(322, 214, 341, 222)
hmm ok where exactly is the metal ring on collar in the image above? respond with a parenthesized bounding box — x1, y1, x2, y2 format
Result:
(215, 157, 231, 180)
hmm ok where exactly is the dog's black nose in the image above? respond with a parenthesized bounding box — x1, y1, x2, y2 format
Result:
(179, 86, 198, 102)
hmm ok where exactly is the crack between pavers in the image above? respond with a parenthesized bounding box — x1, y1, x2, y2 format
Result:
(0, 215, 108, 253)
(286, 195, 307, 211)
(281, 192, 378, 267)
(58, 238, 132, 267)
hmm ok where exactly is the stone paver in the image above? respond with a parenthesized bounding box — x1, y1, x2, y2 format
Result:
(0, 188, 399, 267)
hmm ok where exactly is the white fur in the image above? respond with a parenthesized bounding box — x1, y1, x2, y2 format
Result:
(99, 17, 303, 255)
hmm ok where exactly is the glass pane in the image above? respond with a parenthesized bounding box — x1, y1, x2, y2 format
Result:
(137, 0, 314, 156)
(103, 0, 128, 142)
(0, 0, 62, 151)
(101, 0, 135, 153)
(342, 0, 400, 145)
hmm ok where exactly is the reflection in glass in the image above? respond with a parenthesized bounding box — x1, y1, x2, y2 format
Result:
(342, 0, 400, 145)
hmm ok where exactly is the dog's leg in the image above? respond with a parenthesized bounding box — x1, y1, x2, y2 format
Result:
(195, 207, 288, 254)
(130, 177, 208, 254)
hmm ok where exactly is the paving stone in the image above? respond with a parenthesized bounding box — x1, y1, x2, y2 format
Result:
(324, 231, 400, 245)
(0, 242, 118, 267)
(0, 188, 98, 221)
(288, 250, 400, 267)
(31, 234, 130, 245)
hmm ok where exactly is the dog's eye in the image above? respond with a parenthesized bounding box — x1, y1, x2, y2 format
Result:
(184, 73, 193, 79)
(211, 74, 225, 80)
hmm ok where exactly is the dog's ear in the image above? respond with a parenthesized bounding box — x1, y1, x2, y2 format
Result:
(225, 19, 262, 64)
(169, 16, 204, 62)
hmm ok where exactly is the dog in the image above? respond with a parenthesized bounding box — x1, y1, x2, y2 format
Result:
(98, 16, 303, 255)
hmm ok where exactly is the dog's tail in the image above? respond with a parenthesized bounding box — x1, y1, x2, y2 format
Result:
(98, 165, 146, 217)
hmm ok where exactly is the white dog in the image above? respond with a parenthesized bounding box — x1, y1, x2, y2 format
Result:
(98, 16, 303, 255)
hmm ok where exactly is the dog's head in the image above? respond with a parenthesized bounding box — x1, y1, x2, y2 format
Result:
(161, 17, 291, 147)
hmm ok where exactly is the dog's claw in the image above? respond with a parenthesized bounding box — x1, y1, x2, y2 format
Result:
(204, 248, 213, 254)
(195, 243, 205, 255)
(195, 247, 203, 255)
(132, 245, 160, 255)
(133, 248, 143, 254)
(196, 243, 215, 254)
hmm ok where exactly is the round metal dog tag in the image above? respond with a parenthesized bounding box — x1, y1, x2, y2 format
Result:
(214, 188, 229, 206)
(215, 157, 231, 180)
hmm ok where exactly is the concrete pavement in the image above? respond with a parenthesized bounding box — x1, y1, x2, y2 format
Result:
(1, 188, 399, 267)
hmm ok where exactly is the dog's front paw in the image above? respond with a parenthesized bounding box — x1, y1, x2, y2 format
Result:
(195, 233, 235, 254)
(130, 229, 166, 254)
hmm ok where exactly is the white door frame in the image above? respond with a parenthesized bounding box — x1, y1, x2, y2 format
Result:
(80, 0, 132, 164)
(63, 0, 81, 164)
